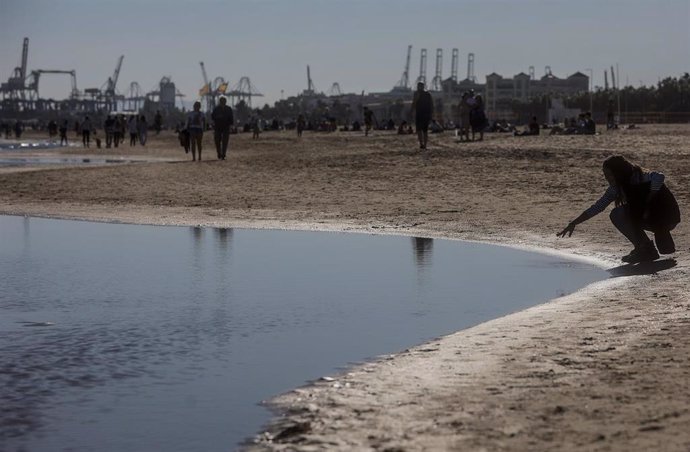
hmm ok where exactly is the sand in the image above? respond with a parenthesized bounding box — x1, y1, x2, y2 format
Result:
(1, 125, 688, 451)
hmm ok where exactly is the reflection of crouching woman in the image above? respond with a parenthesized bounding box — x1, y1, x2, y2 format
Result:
(558, 155, 680, 264)
(186, 101, 206, 161)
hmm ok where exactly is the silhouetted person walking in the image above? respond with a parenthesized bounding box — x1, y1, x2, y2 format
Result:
(363, 107, 376, 136)
(412, 82, 433, 150)
(154, 110, 162, 135)
(138, 115, 148, 145)
(558, 155, 680, 264)
(128, 116, 138, 146)
(14, 120, 23, 139)
(104, 115, 115, 148)
(211, 96, 234, 160)
(297, 114, 305, 137)
(59, 120, 68, 145)
(81, 116, 92, 147)
(186, 101, 205, 161)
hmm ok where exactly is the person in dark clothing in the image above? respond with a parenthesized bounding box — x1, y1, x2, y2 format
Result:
(48, 120, 58, 141)
(514, 116, 540, 136)
(583, 112, 596, 135)
(81, 116, 92, 147)
(469, 94, 487, 141)
(154, 110, 163, 135)
(363, 107, 376, 137)
(606, 101, 616, 130)
(297, 114, 306, 137)
(412, 82, 433, 150)
(59, 120, 68, 145)
(211, 96, 234, 160)
(14, 120, 23, 139)
(558, 155, 680, 264)
(104, 115, 115, 148)
(186, 101, 205, 161)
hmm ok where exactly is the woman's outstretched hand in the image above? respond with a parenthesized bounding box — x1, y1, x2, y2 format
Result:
(557, 222, 576, 238)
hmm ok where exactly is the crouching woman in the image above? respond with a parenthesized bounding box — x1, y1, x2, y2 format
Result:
(558, 155, 680, 263)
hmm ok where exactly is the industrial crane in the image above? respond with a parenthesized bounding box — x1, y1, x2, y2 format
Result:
(102, 55, 124, 109)
(27, 69, 79, 99)
(199, 61, 215, 111)
(394, 45, 412, 91)
(105, 55, 124, 94)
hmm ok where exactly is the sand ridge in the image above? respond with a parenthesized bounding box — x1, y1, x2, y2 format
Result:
(1, 125, 688, 451)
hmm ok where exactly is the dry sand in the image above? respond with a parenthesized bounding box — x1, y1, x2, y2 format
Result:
(1, 125, 688, 451)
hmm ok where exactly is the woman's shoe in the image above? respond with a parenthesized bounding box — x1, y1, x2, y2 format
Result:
(622, 242, 659, 264)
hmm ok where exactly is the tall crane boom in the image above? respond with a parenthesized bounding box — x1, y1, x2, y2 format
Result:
(431, 48, 443, 91)
(106, 55, 124, 94)
(396, 45, 412, 89)
(450, 48, 458, 82)
(416, 49, 427, 85)
(307, 65, 316, 93)
(20, 38, 29, 81)
(200, 61, 210, 90)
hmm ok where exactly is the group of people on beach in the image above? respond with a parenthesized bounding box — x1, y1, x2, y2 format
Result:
(74, 114, 149, 148)
(178, 98, 235, 161)
(2, 120, 26, 140)
(101, 114, 148, 148)
(456, 89, 488, 142)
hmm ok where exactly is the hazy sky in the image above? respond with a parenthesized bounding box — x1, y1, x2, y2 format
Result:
(1, 0, 688, 106)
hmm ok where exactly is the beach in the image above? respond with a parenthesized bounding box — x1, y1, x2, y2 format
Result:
(1, 125, 688, 451)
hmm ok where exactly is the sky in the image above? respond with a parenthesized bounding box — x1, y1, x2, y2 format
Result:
(1, 0, 688, 107)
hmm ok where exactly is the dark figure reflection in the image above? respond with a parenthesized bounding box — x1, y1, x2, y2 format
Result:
(215, 228, 233, 251)
(191, 226, 204, 246)
(412, 237, 434, 269)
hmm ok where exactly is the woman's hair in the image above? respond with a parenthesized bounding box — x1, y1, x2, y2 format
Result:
(603, 155, 644, 206)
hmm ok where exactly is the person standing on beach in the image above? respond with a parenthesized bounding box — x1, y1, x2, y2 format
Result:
(111, 116, 121, 148)
(470, 94, 487, 141)
(558, 155, 680, 264)
(128, 116, 138, 146)
(363, 107, 376, 136)
(118, 115, 127, 146)
(211, 96, 234, 160)
(14, 120, 23, 139)
(154, 110, 163, 135)
(59, 120, 68, 145)
(412, 82, 433, 150)
(186, 101, 206, 161)
(296, 114, 306, 137)
(48, 120, 58, 141)
(138, 115, 148, 146)
(459, 92, 472, 142)
(104, 115, 115, 148)
(251, 115, 261, 139)
(81, 116, 92, 147)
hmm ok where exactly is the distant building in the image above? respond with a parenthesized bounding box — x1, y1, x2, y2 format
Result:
(484, 71, 588, 119)
(438, 70, 589, 121)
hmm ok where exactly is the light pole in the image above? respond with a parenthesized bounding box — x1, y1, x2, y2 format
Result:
(585, 68, 593, 114)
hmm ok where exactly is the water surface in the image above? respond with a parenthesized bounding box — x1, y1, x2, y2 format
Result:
(0, 216, 606, 451)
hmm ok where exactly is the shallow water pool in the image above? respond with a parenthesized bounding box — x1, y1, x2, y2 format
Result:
(0, 216, 607, 451)
(0, 157, 138, 167)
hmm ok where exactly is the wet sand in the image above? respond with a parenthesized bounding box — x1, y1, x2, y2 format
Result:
(1, 125, 688, 451)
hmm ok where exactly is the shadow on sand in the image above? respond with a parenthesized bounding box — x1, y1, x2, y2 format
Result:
(608, 258, 677, 278)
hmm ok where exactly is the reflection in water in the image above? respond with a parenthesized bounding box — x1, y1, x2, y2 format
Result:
(412, 237, 434, 287)
(412, 237, 434, 268)
(215, 228, 233, 251)
(0, 216, 607, 451)
(191, 226, 204, 245)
